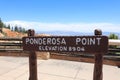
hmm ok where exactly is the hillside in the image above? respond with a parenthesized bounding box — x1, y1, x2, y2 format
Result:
(0, 28, 27, 37)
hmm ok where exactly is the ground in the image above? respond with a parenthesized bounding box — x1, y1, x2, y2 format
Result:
(1, 28, 27, 37)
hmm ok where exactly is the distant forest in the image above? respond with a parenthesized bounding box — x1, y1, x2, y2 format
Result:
(0, 18, 27, 33)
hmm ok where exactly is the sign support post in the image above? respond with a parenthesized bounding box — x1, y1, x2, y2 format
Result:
(28, 29, 38, 80)
(93, 29, 103, 80)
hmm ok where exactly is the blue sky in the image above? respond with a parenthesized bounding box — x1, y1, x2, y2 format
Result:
(1, 0, 120, 33)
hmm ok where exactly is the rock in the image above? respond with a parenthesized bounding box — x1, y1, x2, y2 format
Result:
(36, 52, 50, 60)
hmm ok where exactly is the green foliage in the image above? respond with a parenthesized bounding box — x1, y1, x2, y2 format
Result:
(0, 18, 27, 34)
(14, 25, 27, 33)
(109, 33, 118, 39)
(0, 18, 4, 28)
(108, 33, 118, 51)
(7, 24, 11, 29)
(14, 25, 19, 32)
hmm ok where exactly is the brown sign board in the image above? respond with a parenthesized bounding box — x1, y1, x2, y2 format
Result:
(22, 36, 108, 54)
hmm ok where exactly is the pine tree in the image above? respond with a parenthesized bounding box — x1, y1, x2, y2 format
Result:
(0, 18, 4, 28)
(7, 24, 11, 29)
(0, 18, 27, 33)
(18, 27, 22, 32)
(22, 28, 27, 33)
(11, 27, 14, 31)
(0, 18, 4, 33)
(109, 33, 118, 39)
(108, 33, 118, 53)
(14, 25, 18, 32)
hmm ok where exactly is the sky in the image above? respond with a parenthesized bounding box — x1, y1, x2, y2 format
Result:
(1, 0, 120, 33)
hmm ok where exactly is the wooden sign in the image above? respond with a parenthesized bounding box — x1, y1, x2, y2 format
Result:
(22, 36, 108, 53)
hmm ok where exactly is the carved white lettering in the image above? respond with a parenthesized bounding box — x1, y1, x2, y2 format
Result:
(25, 38, 66, 45)
(76, 37, 101, 45)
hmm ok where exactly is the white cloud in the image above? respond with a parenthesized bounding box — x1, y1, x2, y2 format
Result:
(5, 20, 120, 33)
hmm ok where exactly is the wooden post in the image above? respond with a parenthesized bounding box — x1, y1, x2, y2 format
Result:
(93, 29, 103, 80)
(28, 29, 38, 80)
